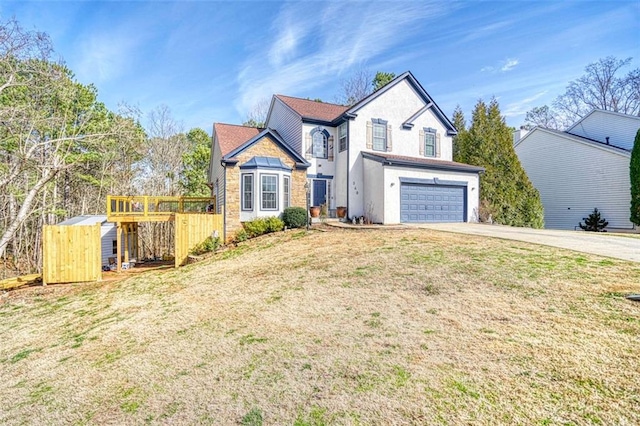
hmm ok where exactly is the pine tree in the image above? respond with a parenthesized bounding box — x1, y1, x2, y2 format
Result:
(579, 208, 609, 232)
(451, 105, 466, 163)
(452, 98, 544, 228)
(631, 129, 640, 226)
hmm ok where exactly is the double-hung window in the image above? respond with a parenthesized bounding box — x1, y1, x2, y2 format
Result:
(261, 174, 278, 210)
(338, 123, 347, 152)
(242, 174, 253, 210)
(372, 119, 387, 151)
(424, 129, 436, 157)
(283, 176, 290, 209)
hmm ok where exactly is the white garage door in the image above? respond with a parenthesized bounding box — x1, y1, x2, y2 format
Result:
(400, 183, 466, 223)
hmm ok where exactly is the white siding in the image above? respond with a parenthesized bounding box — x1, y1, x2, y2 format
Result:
(516, 129, 633, 230)
(100, 224, 117, 266)
(347, 79, 454, 217)
(267, 98, 303, 153)
(334, 124, 349, 208)
(568, 110, 640, 150)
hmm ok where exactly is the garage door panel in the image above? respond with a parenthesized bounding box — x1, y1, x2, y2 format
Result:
(400, 183, 465, 223)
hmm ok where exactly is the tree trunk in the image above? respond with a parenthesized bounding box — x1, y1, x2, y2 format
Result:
(0, 168, 58, 259)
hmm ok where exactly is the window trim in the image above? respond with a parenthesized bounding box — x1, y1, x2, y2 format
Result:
(338, 123, 347, 152)
(260, 173, 278, 211)
(372, 118, 387, 152)
(283, 176, 290, 209)
(311, 127, 329, 159)
(424, 128, 436, 157)
(241, 173, 254, 211)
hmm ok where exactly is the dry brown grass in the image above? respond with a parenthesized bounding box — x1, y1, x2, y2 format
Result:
(1, 226, 639, 425)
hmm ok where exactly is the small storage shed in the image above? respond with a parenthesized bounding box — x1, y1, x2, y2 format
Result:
(58, 215, 117, 267)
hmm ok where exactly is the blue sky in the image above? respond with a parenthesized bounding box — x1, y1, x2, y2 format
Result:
(1, 0, 638, 134)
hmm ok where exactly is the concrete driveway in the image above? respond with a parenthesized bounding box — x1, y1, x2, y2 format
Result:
(415, 223, 640, 262)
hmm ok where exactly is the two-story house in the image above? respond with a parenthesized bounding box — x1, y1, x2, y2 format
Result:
(209, 71, 484, 239)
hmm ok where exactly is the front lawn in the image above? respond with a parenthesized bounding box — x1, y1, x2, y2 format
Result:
(1, 227, 638, 425)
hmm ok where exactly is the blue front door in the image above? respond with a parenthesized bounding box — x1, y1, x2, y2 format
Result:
(313, 180, 327, 206)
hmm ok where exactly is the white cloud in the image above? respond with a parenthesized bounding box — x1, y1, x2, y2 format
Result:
(501, 58, 519, 72)
(75, 31, 140, 84)
(481, 58, 520, 74)
(502, 90, 548, 117)
(234, 1, 452, 114)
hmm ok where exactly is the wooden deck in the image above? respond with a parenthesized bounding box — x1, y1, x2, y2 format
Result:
(107, 195, 216, 223)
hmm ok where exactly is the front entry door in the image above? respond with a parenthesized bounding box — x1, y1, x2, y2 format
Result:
(312, 179, 327, 206)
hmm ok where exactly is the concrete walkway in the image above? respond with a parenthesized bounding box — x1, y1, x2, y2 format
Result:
(414, 223, 640, 263)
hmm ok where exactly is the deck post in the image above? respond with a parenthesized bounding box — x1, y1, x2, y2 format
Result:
(116, 222, 122, 273)
(123, 223, 130, 263)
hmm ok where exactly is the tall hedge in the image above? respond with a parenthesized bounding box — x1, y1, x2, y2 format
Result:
(631, 129, 640, 226)
(454, 98, 544, 228)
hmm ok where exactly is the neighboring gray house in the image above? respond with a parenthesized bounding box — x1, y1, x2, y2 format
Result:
(515, 109, 639, 231)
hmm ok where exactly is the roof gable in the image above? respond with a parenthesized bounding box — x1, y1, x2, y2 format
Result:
(567, 109, 640, 134)
(274, 95, 348, 124)
(214, 123, 261, 157)
(222, 127, 309, 168)
(516, 126, 631, 157)
(347, 71, 457, 135)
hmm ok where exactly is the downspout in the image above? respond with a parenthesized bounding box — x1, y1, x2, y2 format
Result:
(222, 162, 227, 241)
(346, 119, 350, 219)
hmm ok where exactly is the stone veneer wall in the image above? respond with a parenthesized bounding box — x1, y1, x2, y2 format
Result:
(225, 135, 308, 240)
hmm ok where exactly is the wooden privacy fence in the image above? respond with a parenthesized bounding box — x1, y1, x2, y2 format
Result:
(174, 210, 224, 267)
(42, 223, 101, 285)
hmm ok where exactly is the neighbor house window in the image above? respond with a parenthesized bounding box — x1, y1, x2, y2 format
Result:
(261, 174, 278, 210)
(312, 130, 328, 159)
(372, 119, 387, 151)
(424, 129, 436, 157)
(283, 176, 290, 209)
(338, 123, 347, 152)
(242, 174, 253, 211)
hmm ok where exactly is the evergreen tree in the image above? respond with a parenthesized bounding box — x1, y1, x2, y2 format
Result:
(579, 208, 609, 232)
(451, 105, 466, 163)
(372, 72, 396, 91)
(453, 98, 544, 228)
(631, 129, 640, 225)
(180, 128, 211, 197)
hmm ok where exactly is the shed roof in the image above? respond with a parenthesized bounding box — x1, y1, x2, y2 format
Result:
(58, 215, 108, 226)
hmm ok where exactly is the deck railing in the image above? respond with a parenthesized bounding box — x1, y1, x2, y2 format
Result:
(107, 195, 216, 221)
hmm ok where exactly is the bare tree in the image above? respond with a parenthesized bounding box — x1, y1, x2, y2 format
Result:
(335, 68, 373, 106)
(243, 98, 270, 128)
(524, 105, 562, 130)
(525, 57, 640, 129)
(137, 105, 188, 196)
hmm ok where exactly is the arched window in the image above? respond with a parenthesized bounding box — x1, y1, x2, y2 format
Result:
(311, 128, 329, 159)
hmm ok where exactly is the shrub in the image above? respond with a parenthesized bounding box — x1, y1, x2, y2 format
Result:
(234, 229, 248, 242)
(265, 216, 284, 233)
(579, 208, 609, 232)
(242, 216, 284, 238)
(190, 236, 221, 255)
(282, 207, 308, 228)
